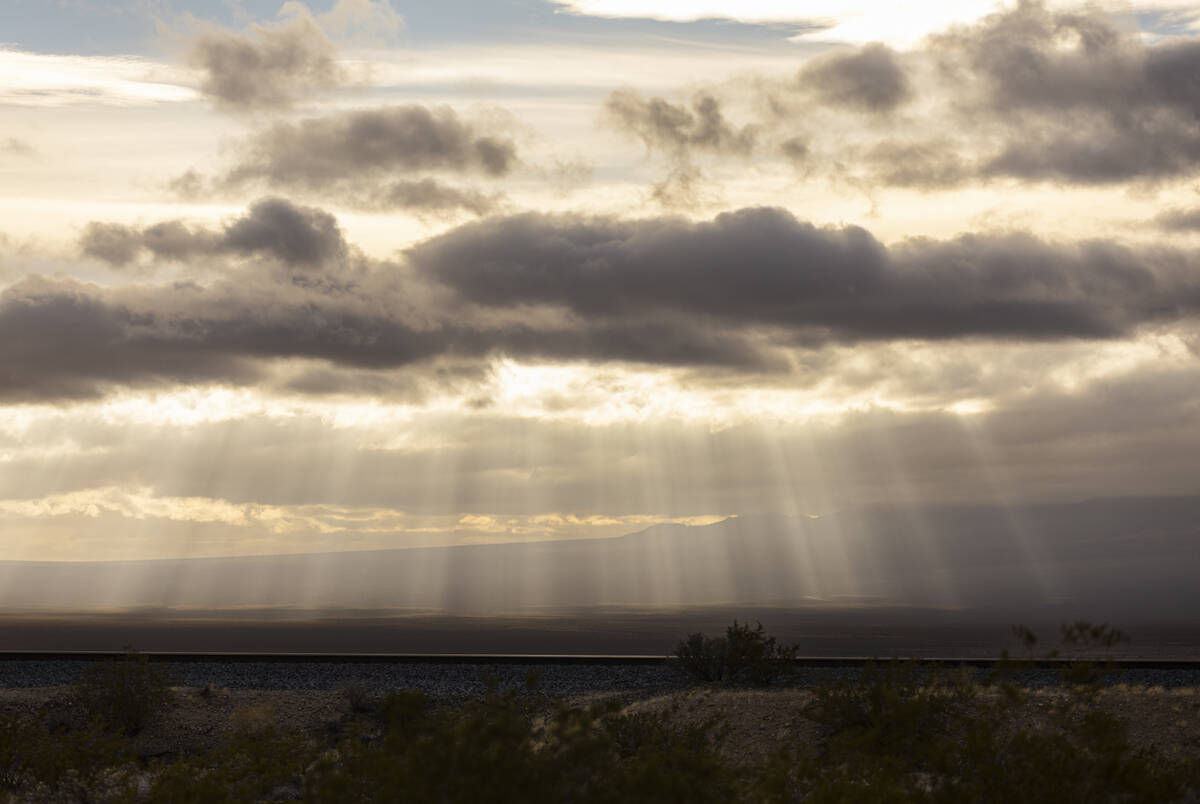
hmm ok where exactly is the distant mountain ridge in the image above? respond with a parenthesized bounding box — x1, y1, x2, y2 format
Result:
(1, 495, 1197, 618)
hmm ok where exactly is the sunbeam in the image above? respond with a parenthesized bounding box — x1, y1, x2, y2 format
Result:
(0, 0, 1196, 666)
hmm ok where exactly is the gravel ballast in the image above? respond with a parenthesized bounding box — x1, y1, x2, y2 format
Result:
(2, 659, 1200, 694)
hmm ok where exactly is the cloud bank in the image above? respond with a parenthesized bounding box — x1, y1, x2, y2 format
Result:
(798, 43, 910, 113)
(19, 201, 1199, 403)
(80, 198, 348, 269)
(612, 2, 1200, 197)
(175, 106, 516, 215)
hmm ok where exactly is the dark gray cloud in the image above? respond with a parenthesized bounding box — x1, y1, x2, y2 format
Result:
(605, 89, 757, 157)
(167, 170, 207, 201)
(365, 179, 500, 217)
(865, 140, 971, 189)
(0, 276, 262, 402)
(80, 219, 222, 269)
(0, 277, 766, 404)
(728, 4, 1200, 189)
(1155, 207, 1200, 232)
(18, 201, 778, 401)
(79, 198, 346, 269)
(979, 117, 1200, 185)
(176, 106, 518, 215)
(221, 198, 347, 265)
(188, 10, 344, 112)
(25, 202, 1200, 402)
(79, 222, 143, 268)
(0, 273, 426, 402)
(410, 206, 1200, 342)
(779, 136, 809, 166)
(139, 220, 222, 262)
(929, 2, 1200, 184)
(934, 3, 1200, 119)
(798, 43, 911, 114)
(221, 106, 518, 191)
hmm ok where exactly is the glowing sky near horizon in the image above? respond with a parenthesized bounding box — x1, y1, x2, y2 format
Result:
(3, 0, 1200, 563)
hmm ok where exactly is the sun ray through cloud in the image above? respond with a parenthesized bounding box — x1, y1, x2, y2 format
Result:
(0, 0, 1196, 654)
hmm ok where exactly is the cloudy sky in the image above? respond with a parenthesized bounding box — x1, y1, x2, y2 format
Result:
(3, 0, 1200, 561)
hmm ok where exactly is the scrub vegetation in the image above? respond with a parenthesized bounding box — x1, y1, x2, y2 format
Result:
(673, 619, 799, 685)
(72, 647, 174, 737)
(0, 623, 1197, 802)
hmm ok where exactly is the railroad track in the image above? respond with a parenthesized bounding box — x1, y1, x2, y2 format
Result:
(2, 651, 1199, 669)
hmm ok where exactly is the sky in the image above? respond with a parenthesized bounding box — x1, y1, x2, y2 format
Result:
(3, 0, 1200, 562)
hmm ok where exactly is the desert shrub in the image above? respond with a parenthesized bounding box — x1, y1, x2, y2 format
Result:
(311, 687, 550, 803)
(1058, 620, 1131, 689)
(806, 661, 978, 765)
(596, 710, 740, 803)
(145, 725, 312, 804)
(1060, 620, 1129, 652)
(377, 689, 431, 741)
(991, 621, 1132, 693)
(794, 647, 1195, 803)
(0, 619, 1194, 802)
(307, 688, 751, 803)
(674, 632, 728, 683)
(672, 638, 724, 686)
(340, 682, 376, 714)
(0, 711, 135, 802)
(944, 701, 1190, 803)
(673, 620, 797, 685)
(73, 646, 173, 736)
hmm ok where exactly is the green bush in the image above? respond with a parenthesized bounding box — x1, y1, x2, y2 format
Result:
(673, 620, 797, 685)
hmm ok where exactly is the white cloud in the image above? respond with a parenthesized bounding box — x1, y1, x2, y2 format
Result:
(551, 1, 1193, 46)
(0, 48, 195, 107)
(553, 0, 1010, 45)
(309, 0, 405, 46)
(0, 484, 726, 560)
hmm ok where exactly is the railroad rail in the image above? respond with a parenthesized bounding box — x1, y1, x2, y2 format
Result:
(1, 651, 1198, 670)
